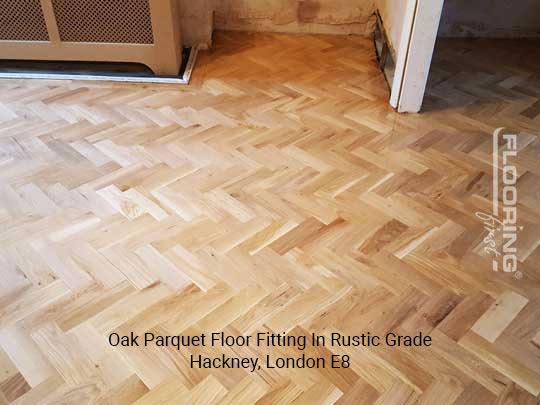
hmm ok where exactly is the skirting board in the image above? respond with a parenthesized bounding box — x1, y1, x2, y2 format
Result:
(0, 45, 200, 85)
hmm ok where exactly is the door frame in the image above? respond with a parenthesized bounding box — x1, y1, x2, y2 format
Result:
(390, 0, 445, 113)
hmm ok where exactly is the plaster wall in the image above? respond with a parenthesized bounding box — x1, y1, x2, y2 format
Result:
(213, 0, 376, 36)
(181, 0, 540, 48)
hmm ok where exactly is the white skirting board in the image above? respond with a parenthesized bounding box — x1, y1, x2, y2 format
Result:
(0, 45, 200, 85)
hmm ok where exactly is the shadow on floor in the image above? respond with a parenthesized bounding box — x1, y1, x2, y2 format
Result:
(422, 38, 540, 119)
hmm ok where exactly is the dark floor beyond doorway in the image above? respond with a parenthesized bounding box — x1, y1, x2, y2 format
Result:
(425, 38, 540, 127)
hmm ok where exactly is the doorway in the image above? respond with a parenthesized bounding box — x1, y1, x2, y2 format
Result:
(376, 0, 540, 114)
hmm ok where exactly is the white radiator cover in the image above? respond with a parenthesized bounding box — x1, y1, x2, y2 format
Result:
(0, 0, 183, 75)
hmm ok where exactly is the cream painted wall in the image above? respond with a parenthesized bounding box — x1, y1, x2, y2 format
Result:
(375, 0, 410, 57)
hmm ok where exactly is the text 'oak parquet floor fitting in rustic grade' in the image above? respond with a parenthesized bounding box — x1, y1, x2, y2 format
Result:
(0, 32, 539, 404)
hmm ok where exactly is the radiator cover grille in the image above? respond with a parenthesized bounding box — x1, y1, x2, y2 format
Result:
(52, 0, 154, 44)
(0, 0, 49, 41)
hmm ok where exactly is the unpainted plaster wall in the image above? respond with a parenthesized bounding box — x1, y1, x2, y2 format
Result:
(439, 0, 540, 38)
(213, 0, 376, 36)
(182, 0, 540, 47)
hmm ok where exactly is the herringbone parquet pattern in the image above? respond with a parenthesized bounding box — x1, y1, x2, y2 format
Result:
(0, 32, 539, 404)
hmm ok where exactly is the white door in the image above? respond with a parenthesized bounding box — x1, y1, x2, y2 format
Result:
(376, 0, 445, 113)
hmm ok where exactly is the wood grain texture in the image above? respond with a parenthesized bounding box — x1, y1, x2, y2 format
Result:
(0, 33, 539, 404)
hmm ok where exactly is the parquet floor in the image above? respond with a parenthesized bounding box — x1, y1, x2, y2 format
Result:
(1, 32, 539, 404)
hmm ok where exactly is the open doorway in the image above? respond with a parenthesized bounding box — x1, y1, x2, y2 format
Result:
(424, 1, 540, 123)
(375, 0, 540, 115)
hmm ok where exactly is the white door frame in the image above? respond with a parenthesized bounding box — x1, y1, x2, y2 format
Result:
(390, 0, 445, 113)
